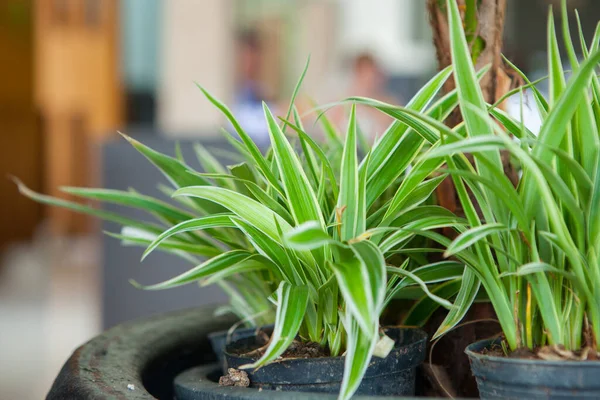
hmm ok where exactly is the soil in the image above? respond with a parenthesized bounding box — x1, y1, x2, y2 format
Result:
(480, 342, 600, 361)
(280, 340, 330, 359)
(232, 330, 330, 360)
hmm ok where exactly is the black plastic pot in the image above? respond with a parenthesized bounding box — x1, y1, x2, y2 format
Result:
(222, 327, 427, 396)
(466, 338, 600, 399)
(208, 326, 271, 372)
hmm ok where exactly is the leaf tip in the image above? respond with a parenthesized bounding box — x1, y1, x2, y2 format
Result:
(129, 279, 144, 289)
(10, 175, 24, 190)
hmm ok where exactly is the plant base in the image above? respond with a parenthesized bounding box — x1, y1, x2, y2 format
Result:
(223, 328, 427, 396)
(466, 338, 600, 399)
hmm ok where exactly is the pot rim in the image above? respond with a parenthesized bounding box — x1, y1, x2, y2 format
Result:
(465, 337, 600, 367)
(47, 305, 237, 399)
(176, 364, 422, 400)
(224, 326, 427, 364)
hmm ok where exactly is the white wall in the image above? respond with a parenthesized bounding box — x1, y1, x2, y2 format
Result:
(158, 0, 234, 136)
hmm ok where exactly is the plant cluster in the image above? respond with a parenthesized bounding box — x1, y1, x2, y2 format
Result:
(18, 47, 465, 400)
(18, 0, 600, 398)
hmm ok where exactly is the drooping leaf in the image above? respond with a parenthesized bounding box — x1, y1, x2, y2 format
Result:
(240, 282, 309, 369)
(134, 250, 254, 290)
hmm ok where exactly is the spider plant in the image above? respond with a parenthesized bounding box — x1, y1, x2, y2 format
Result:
(17, 52, 474, 398)
(358, 0, 600, 354)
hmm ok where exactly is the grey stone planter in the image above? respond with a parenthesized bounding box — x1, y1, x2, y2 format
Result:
(47, 306, 235, 399)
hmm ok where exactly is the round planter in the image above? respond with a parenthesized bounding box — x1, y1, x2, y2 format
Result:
(47, 306, 236, 399)
(466, 338, 600, 399)
(222, 327, 427, 396)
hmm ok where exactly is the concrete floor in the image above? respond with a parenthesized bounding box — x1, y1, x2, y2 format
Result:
(0, 234, 101, 399)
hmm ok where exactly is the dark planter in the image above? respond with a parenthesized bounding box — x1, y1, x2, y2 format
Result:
(466, 338, 600, 399)
(208, 326, 270, 372)
(222, 327, 427, 396)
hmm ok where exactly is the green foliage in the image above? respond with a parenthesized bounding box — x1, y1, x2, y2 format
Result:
(414, 0, 599, 352)
(16, 53, 468, 397)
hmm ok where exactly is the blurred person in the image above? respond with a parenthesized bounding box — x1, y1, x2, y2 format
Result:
(231, 30, 273, 148)
(329, 52, 400, 143)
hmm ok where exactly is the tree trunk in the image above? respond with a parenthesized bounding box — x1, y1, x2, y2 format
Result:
(423, 1, 515, 397)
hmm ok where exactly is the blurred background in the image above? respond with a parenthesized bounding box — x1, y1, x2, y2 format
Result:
(0, 0, 599, 398)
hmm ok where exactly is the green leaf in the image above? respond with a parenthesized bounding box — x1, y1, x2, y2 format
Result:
(133, 250, 253, 290)
(142, 215, 235, 260)
(433, 268, 480, 339)
(283, 221, 337, 251)
(502, 55, 549, 116)
(338, 105, 360, 240)
(119, 133, 224, 214)
(361, 65, 452, 178)
(529, 49, 600, 165)
(196, 86, 282, 193)
(500, 262, 576, 280)
(385, 260, 464, 306)
(193, 143, 236, 190)
(350, 240, 386, 315)
(240, 282, 309, 369)
(201, 256, 268, 286)
(446, 0, 506, 223)
(282, 57, 310, 129)
(445, 223, 509, 257)
(403, 280, 462, 326)
(385, 265, 455, 310)
(292, 108, 320, 187)
(190, 170, 295, 225)
(338, 315, 378, 400)
(15, 179, 164, 235)
(263, 103, 325, 228)
(173, 186, 293, 243)
(397, 261, 465, 286)
(61, 187, 194, 223)
(330, 251, 374, 337)
(231, 217, 304, 284)
(105, 228, 211, 263)
(383, 174, 447, 225)
(365, 129, 425, 207)
(280, 117, 339, 201)
(522, 267, 563, 346)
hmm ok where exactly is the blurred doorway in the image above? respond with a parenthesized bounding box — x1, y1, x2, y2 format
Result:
(35, 0, 122, 234)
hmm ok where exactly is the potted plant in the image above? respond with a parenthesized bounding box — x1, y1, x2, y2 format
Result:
(355, 0, 600, 398)
(19, 50, 473, 397)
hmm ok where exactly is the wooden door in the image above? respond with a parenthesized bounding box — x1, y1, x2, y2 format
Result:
(35, 0, 122, 234)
